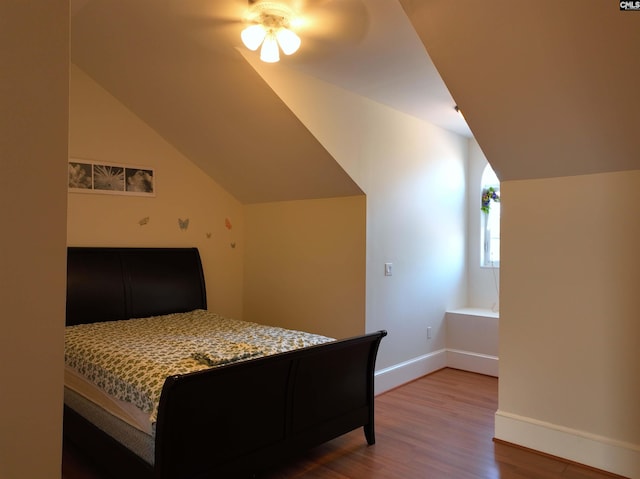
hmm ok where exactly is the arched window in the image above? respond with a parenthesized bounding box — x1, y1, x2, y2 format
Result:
(481, 165, 500, 267)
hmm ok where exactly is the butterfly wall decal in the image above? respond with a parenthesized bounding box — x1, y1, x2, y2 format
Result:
(178, 218, 189, 231)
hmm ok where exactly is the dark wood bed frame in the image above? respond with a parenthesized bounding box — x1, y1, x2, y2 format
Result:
(64, 247, 387, 479)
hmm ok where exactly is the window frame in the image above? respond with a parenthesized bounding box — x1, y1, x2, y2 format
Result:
(480, 166, 500, 268)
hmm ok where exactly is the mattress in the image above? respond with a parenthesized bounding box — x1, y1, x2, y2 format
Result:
(65, 365, 153, 434)
(64, 386, 155, 464)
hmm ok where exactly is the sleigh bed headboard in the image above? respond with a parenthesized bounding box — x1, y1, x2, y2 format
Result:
(66, 247, 207, 326)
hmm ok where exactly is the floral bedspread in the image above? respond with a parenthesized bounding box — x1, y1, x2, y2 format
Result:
(64, 309, 333, 424)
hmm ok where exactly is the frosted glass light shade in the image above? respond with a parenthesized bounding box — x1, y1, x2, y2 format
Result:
(241, 24, 266, 51)
(276, 28, 301, 55)
(260, 34, 280, 63)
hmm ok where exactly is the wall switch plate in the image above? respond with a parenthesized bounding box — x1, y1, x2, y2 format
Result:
(427, 326, 432, 339)
(384, 263, 393, 276)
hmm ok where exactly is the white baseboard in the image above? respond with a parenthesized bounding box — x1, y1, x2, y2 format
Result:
(374, 348, 498, 395)
(374, 349, 447, 395)
(446, 349, 498, 377)
(495, 410, 640, 478)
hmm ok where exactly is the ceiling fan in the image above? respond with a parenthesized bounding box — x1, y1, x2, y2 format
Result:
(205, 0, 371, 62)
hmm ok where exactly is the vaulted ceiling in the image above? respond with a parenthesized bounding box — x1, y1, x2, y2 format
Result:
(71, 0, 640, 204)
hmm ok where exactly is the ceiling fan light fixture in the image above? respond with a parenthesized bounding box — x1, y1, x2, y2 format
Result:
(241, 24, 267, 51)
(276, 27, 300, 55)
(241, 1, 301, 62)
(260, 33, 280, 63)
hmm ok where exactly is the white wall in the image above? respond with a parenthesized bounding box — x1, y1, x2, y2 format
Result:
(446, 308, 498, 376)
(241, 57, 468, 390)
(497, 170, 640, 478)
(0, 3, 69, 478)
(68, 65, 245, 318)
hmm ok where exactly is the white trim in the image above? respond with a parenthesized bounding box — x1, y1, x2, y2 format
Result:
(374, 349, 446, 395)
(447, 307, 499, 318)
(374, 347, 498, 396)
(495, 410, 640, 478)
(446, 349, 498, 377)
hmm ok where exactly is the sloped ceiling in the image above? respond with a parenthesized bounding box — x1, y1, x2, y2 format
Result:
(400, 0, 640, 181)
(71, 0, 366, 204)
(72, 0, 640, 203)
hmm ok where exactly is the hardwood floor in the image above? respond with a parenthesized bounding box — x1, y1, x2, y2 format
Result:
(62, 368, 624, 479)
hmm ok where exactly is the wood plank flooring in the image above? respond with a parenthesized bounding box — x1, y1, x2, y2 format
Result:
(62, 368, 624, 479)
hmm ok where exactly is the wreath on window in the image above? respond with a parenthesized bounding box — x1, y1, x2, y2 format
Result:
(481, 187, 500, 213)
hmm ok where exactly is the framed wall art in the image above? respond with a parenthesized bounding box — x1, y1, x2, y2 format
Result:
(68, 159, 155, 197)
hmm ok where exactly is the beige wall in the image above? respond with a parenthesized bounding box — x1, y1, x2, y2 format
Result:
(244, 196, 366, 339)
(68, 65, 244, 318)
(0, 3, 69, 478)
(497, 170, 640, 477)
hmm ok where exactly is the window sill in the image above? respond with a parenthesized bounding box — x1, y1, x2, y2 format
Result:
(447, 307, 499, 318)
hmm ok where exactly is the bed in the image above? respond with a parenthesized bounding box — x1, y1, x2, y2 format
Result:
(63, 246, 386, 479)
